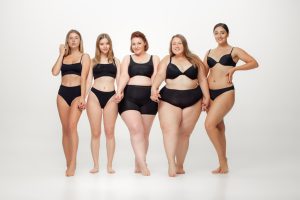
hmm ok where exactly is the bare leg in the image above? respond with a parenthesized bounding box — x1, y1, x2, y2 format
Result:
(176, 100, 202, 174)
(103, 99, 118, 174)
(86, 92, 102, 173)
(121, 110, 150, 176)
(133, 114, 155, 173)
(65, 97, 82, 177)
(205, 91, 234, 174)
(158, 101, 181, 177)
(57, 95, 71, 168)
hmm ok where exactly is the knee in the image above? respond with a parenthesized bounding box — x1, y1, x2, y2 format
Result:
(68, 123, 78, 133)
(105, 128, 115, 140)
(92, 130, 101, 139)
(180, 131, 191, 139)
(205, 120, 216, 132)
(129, 123, 143, 136)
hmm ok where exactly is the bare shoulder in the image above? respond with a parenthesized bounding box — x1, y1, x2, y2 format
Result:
(114, 57, 121, 65)
(161, 55, 170, 63)
(82, 53, 91, 61)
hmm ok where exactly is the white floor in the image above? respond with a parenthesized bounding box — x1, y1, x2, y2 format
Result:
(0, 115, 299, 200)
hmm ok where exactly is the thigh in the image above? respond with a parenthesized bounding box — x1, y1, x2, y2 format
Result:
(103, 100, 118, 130)
(158, 101, 182, 133)
(121, 110, 144, 132)
(141, 115, 156, 135)
(206, 90, 235, 125)
(86, 92, 102, 132)
(69, 96, 83, 127)
(180, 100, 202, 134)
(57, 95, 70, 129)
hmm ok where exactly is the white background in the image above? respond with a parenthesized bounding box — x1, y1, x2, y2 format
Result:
(0, 0, 299, 199)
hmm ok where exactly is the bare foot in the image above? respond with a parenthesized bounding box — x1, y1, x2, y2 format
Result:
(168, 164, 177, 177)
(212, 166, 229, 174)
(66, 165, 76, 177)
(141, 167, 150, 176)
(89, 167, 99, 174)
(107, 166, 115, 174)
(134, 160, 141, 173)
(176, 166, 185, 174)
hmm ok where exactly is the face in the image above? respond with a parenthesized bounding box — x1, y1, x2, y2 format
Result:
(99, 38, 110, 54)
(131, 37, 146, 55)
(171, 37, 184, 55)
(213, 26, 228, 45)
(67, 32, 80, 49)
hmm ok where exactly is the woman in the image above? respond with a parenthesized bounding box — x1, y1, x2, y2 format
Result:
(86, 33, 120, 174)
(203, 23, 258, 174)
(52, 29, 90, 176)
(115, 31, 160, 176)
(151, 34, 209, 177)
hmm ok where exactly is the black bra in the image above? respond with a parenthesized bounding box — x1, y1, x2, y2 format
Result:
(128, 55, 154, 78)
(207, 48, 236, 68)
(61, 55, 83, 76)
(93, 63, 117, 79)
(166, 57, 198, 80)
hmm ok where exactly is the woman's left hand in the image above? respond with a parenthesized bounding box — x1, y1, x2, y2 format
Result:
(201, 96, 210, 112)
(226, 68, 236, 84)
(78, 97, 86, 110)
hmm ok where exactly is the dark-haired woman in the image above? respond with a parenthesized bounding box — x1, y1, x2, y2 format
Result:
(151, 34, 209, 177)
(203, 23, 258, 174)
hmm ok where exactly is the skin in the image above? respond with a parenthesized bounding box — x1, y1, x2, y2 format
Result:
(151, 36, 210, 177)
(115, 36, 160, 176)
(52, 32, 90, 176)
(203, 26, 259, 174)
(85, 37, 121, 174)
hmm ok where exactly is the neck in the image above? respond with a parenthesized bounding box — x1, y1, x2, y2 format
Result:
(217, 42, 229, 48)
(135, 52, 146, 57)
(70, 48, 80, 54)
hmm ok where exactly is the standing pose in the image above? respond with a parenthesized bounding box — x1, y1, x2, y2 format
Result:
(151, 34, 209, 177)
(115, 31, 160, 176)
(52, 29, 90, 176)
(86, 33, 120, 174)
(203, 23, 258, 174)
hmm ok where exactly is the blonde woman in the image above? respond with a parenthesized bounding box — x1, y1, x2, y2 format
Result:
(52, 29, 90, 176)
(86, 33, 120, 174)
(151, 34, 209, 177)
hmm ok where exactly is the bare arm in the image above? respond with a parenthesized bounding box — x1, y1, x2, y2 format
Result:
(234, 47, 259, 71)
(79, 54, 91, 109)
(203, 50, 210, 77)
(226, 47, 259, 83)
(151, 55, 160, 83)
(116, 55, 130, 94)
(114, 57, 121, 87)
(51, 44, 65, 76)
(150, 55, 169, 102)
(85, 59, 94, 98)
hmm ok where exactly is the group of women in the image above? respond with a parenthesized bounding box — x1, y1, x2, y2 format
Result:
(51, 23, 258, 177)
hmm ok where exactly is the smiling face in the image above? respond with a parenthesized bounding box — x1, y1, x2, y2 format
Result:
(67, 32, 81, 49)
(213, 26, 229, 45)
(131, 37, 146, 55)
(171, 37, 184, 55)
(99, 37, 110, 55)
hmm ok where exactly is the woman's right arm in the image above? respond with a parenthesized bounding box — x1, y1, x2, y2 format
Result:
(150, 55, 168, 102)
(51, 44, 66, 76)
(203, 50, 210, 77)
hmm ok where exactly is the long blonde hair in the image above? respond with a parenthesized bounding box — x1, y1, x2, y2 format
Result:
(64, 29, 84, 56)
(169, 34, 205, 73)
(93, 33, 114, 64)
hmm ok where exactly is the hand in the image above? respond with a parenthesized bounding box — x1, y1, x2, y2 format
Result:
(114, 91, 124, 103)
(201, 96, 210, 112)
(59, 44, 66, 56)
(78, 97, 86, 110)
(225, 68, 236, 84)
(150, 88, 160, 102)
